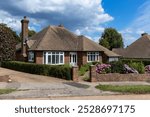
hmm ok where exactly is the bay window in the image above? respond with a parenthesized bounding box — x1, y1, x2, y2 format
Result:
(43, 52, 64, 65)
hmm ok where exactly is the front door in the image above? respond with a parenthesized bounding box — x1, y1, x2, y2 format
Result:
(70, 52, 77, 66)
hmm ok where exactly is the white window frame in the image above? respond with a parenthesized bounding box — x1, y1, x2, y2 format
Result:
(43, 52, 64, 65)
(28, 51, 34, 62)
(87, 52, 99, 62)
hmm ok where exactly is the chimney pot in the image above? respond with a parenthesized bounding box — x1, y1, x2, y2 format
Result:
(141, 33, 148, 36)
(58, 24, 64, 27)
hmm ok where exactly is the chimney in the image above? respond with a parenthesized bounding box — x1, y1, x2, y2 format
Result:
(58, 24, 64, 27)
(21, 16, 29, 60)
(141, 33, 148, 37)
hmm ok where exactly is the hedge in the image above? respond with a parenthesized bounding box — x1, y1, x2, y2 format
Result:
(1, 61, 71, 80)
(121, 59, 150, 66)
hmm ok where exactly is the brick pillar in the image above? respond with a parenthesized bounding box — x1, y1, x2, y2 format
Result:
(90, 65, 97, 82)
(72, 66, 79, 82)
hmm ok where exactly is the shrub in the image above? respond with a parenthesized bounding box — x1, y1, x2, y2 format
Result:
(122, 59, 150, 66)
(96, 64, 111, 74)
(79, 63, 92, 76)
(91, 61, 101, 65)
(128, 62, 145, 74)
(1, 61, 71, 80)
(109, 60, 124, 73)
(145, 65, 150, 73)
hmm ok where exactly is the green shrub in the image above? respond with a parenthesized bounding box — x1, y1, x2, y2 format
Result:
(128, 62, 145, 74)
(91, 61, 101, 65)
(122, 59, 150, 66)
(1, 61, 71, 80)
(109, 60, 124, 73)
(79, 63, 92, 76)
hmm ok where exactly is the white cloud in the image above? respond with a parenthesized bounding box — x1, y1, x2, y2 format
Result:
(121, 0, 150, 47)
(0, 10, 21, 31)
(0, 0, 113, 41)
(75, 29, 81, 35)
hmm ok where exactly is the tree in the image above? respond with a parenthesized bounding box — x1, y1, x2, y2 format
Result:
(28, 30, 36, 37)
(0, 23, 17, 62)
(99, 28, 124, 50)
(20, 29, 36, 38)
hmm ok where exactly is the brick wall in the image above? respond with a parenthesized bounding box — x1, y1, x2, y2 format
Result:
(35, 51, 43, 64)
(64, 52, 70, 64)
(90, 65, 150, 82)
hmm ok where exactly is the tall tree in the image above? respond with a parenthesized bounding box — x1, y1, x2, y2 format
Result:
(0, 24, 17, 62)
(99, 28, 124, 50)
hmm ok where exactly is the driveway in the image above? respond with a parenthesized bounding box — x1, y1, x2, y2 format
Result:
(0, 67, 150, 100)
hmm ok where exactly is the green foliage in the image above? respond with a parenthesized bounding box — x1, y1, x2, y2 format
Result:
(20, 29, 36, 38)
(122, 59, 150, 66)
(96, 85, 150, 94)
(0, 23, 17, 62)
(1, 61, 71, 80)
(0, 89, 16, 95)
(99, 28, 124, 50)
(79, 63, 92, 76)
(28, 30, 36, 37)
(109, 60, 124, 73)
(91, 61, 102, 65)
(128, 62, 145, 74)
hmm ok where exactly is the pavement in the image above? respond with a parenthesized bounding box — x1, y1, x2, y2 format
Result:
(0, 67, 150, 100)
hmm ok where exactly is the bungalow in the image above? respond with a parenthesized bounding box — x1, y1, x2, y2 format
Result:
(113, 33, 150, 61)
(16, 16, 119, 67)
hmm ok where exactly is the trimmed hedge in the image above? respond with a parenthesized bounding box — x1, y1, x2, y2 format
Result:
(1, 61, 71, 80)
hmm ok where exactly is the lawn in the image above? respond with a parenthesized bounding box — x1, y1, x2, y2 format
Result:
(96, 85, 150, 94)
(0, 89, 16, 95)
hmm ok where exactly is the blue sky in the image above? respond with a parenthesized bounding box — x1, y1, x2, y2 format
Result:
(0, 0, 150, 47)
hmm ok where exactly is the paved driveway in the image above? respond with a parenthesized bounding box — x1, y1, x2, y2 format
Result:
(1, 67, 150, 100)
(0, 67, 117, 99)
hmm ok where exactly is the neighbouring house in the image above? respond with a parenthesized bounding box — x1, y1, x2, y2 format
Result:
(16, 16, 120, 67)
(113, 33, 150, 60)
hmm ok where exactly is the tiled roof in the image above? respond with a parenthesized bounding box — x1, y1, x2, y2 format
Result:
(16, 25, 119, 57)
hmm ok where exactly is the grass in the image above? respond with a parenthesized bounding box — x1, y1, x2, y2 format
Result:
(0, 89, 16, 95)
(96, 85, 150, 94)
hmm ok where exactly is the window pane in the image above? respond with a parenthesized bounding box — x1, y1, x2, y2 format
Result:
(48, 55, 51, 64)
(52, 55, 55, 64)
(60, 55, 63, 63)
(56, 55, 59, 64)
(44, 54, 46, 64)
(48, 52, 51, 54)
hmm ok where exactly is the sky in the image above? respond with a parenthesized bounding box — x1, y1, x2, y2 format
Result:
(0, 0, 150, 47)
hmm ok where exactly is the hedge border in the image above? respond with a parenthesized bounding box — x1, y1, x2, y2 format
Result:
(1, 61, 71, 80)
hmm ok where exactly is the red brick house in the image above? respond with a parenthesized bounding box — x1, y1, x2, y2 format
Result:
(16, 16, 119, 66)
